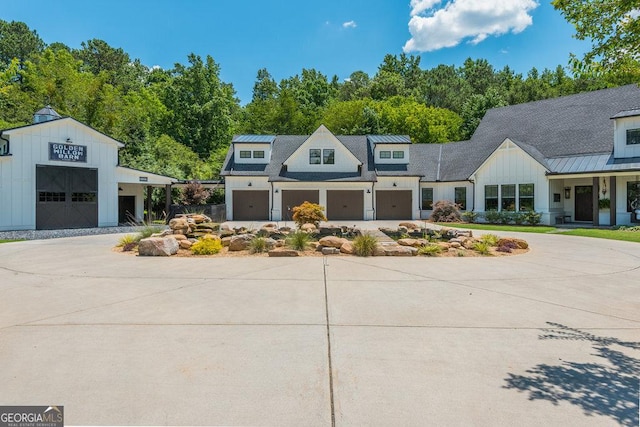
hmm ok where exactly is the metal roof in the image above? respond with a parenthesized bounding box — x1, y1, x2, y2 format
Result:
(232, 135, 276, 144)
(367, 135, 411, 144)
(611, 108, 640, 119)
(547, 153, 640, 174)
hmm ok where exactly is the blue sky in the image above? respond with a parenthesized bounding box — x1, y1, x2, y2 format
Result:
(3, 0, 590, 104)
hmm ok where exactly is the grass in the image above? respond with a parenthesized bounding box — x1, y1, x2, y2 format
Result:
(417, 244, 443, 256)
(286, 231, 311, 251)
(0, 239, 25, 244)
(557, 228, 640, 243)
(249, 237, 269, 253)
(438, 222, 556, 234)
(352, 233, 378, 257)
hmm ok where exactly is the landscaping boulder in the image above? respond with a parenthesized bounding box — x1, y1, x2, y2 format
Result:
(399, 222, 419, 230)
(221, 237, 232, 247)
(322, 247, 341, 255)
(398, 238, 425, 247)
(169, 217, 190, 235)
(318, 225, 342, 236)
(179, 240, 193, 250)
(373, 244, 386, 257)
(264, 238, 278, 249)
(300, 223, 317, 232)
(340, 241, 355, 254)
(219, 229, 235, 238)
(172, 234, 187, 241)
(383, 245, 414, 256)
(138, 237, 179, 256)
(229, 234, 255, 251)
(268, 249, 299, 257)
(319, 236, 347, 248)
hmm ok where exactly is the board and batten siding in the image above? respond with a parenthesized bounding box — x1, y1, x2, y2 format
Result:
(419, 181, 474, 218)
(0, 119, 122, 230)
(613, 115, 640, 159)
(472, 139, 550, 221)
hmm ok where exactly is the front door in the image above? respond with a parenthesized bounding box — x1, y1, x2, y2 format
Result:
(118, 196, 136, 224)
(575, 185, 593, 222)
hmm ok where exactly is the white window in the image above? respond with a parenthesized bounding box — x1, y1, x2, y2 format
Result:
(239, 150, 251, 159)
(253, 150, 265, 159)
(380, 150, 391, 159)
(393, 151, 404, 159)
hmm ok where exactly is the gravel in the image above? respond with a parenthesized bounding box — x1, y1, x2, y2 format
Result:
(0, 225, 169, 241)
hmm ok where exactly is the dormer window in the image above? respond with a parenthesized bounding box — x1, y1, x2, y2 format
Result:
(309, 148, 335, 165)
(323, 149, 335, 164)
(239, 150, 251, 159)
(393, 151, 405, 159)
(380, 151, 391, 159)
(626, 128, 640, 145)
(253, 150, 265, 159)
(309, 149, 321, 164)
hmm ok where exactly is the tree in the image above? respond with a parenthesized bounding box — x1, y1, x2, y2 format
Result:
(252, 68, 278, 101)
(339, 71, 371, 100)
(460, 88, 507, 139)
(0, 20, 45, 70)
(553, 0, 640, 76)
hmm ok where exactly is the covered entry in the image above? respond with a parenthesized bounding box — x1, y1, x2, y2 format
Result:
(281, 190, 319, 221)
(376, 190, 412, 220)
(327, 190, 364, 220)
(575, 185, 593, 221)
(233, 190, 269, 220)
(36, 165, 98, 230)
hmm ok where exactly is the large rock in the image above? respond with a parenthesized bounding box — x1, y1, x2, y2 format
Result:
(138, 237, 179, 256)
(373, 244, 386, 257)
(300, 223, 317, 232)
(179, 240, 193, 250)
(497, 238, 529, 249)
(399, 222, 419, 230)
(219, 229, 235, 238)
(268, 249, 299, 257)
(221, 236, 232, 247)
(229, 234, 255, 251)
(340, 241, 355, 254)
(322, 247, 340, 255)
(398, 238, 423, 247)
(383, 245, 414, 256)
(319, 236, 347, 248)
(169, 217, 190, 234)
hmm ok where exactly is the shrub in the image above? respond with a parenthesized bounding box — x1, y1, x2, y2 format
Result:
(473, 241, 491, 255)
(429, 200, 462, 222)
(461, 211, 479, 223)
(286, 231, 311, 250)
(496, 241, 518, 253)
(484, 210, 501, 224)
(513, 212, 525, 225)
(480, 234, 500, 246)
(292, 201, 327, 226)
(418, 244, 443, 256)
(139, 224, 164, 239)
(499, 211, 514, 224)
(118, 234, 139, 251)
(352, 233, 378, 257)
(249, 237, 269, 253)
(523, 211, 541, 225)
(179, 180, 210, 205)
(191, 238, 223, 255)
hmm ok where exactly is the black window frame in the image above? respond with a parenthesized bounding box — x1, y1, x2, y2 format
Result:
(501, 184, 516, 211)
(309, 149, 321, 165)
(323, 149, 335, 165)
(519, 183, 535, 211)
(239, 150, 251, 159)
(379, 150, 391, 159)
(626, 128, 640, 145)
(627, 181, 640, 212)
(421, 187, 434, 210)
(392, 150, 405, 159)
(253, 150, 265, 159)
(455, 187, 466, 210)
(485, 185, 498, 211)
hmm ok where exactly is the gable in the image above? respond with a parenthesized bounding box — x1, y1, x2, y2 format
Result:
(282, 125, 361, 173)
(472, 138, 549, 181)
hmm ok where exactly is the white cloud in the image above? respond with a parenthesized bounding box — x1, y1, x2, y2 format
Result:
(404, 0, 539, 52)
(410, 0, 443, 17)
(343, 20, 357, 29)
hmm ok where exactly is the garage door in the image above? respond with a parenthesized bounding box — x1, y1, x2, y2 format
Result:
(281, 190, 319, 221)
(36, 165, 98, 230)
(376, 190, 412, 220)
(327, 190, 364, 220)
(233, 190, 269, 220)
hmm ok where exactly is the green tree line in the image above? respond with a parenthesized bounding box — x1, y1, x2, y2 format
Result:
(1, 11, 638, 180)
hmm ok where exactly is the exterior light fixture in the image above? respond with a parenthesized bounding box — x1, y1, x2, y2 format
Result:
(248, 182, 252, 187)
(564, 187, 571, 199)
(393, 182, 397, 187)
(366, 189, 371, 193)
(274, 189, 279, 193)
(66, 137, 72, 143)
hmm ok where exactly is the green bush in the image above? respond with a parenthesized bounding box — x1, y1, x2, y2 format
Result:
(292, 201, 327, 226)
(473, 241, 491, 255)
(249, 237, 269, 253)
(523, 211, 542, 225)
(461, 211, 479, 223)
(118, 234, 139, 251)
(484, 210, 501, 224)
(513, 212, 525, 225)
(480, 234, 500, 246)
(139, 224, 164, 239)
(352, 233, 378, 257)
(286, 231, 311, 251)
(429, 200, 462, 222)
(418, 244, 443, 256)
(191, 238, 223, 255)
(499, 211, 514, 224)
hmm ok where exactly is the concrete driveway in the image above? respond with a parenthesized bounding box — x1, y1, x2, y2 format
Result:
(0, 227, 638, 426)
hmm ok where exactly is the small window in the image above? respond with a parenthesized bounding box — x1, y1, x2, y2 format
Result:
(421, 188, 434, 210)
(392, 150, 404, 159)
(72, 192, 97, 202)
(501, 184, 516, 211)
(239, 150, 251, 159)
(309, 149, 321, 164)
(323, 149, 335, 164)
(626, 129, 640, 145)
(39, 192, 66, 202)
(380, 150, 391, 159)
(253, 150, 265, 159)
(519, 183, 535, 211)
(485, 185, 498, 211)
(455, 187, 466, 210)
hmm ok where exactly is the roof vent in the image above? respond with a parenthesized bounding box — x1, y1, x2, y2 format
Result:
(33, 105, 62, 124)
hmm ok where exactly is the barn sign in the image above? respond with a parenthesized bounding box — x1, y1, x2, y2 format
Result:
(49, 143, 87, 162)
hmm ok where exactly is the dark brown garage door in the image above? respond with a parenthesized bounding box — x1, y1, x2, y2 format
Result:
(233, 190, 269, 220)
(376, 190, 412, 220)
(327, 190, 364, 220)
(281, 190, 320, 221)
(36, 165, 98, 230)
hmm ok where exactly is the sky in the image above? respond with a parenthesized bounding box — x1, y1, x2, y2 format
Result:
(3, 0, 591, 105)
